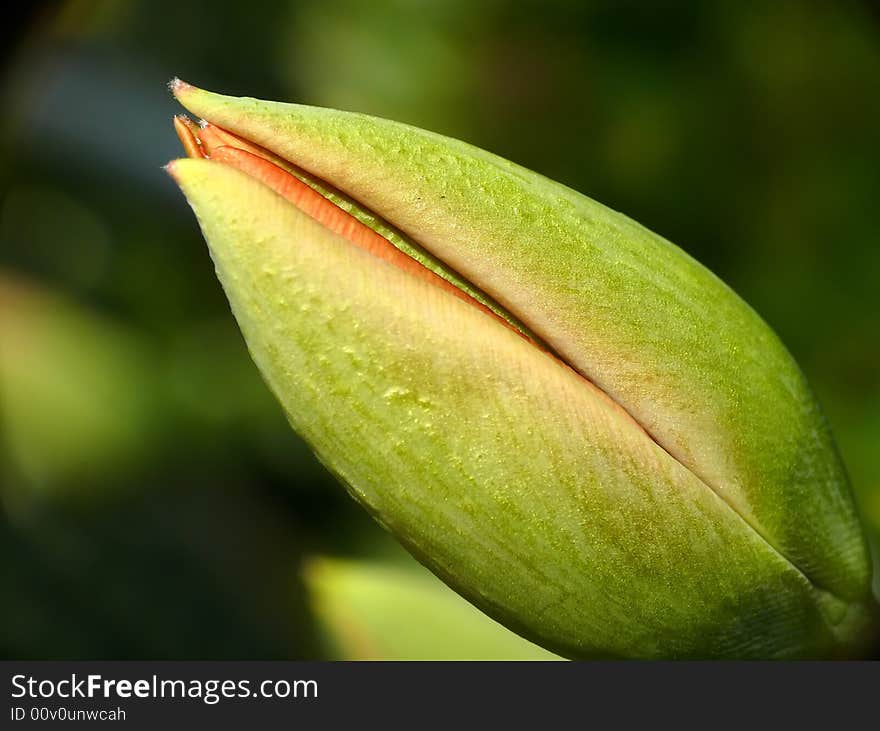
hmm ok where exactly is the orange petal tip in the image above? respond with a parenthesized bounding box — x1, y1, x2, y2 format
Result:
(173, 114, 205, 158)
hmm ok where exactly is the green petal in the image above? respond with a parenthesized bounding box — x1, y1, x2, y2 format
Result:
(172, 83, 871, 606)
(169, 158, 864, 657)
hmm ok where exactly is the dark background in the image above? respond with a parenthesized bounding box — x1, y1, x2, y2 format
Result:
(1, 0, 878, 659)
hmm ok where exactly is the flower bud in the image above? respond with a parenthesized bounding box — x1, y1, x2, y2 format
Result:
(167, 81, 873, 658)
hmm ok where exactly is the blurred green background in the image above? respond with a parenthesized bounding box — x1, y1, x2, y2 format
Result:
(0, 0, 878, 659)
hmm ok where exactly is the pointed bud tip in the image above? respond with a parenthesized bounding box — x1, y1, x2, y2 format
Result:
(168, 77, 195, 98)
(163, 160, 180, 179)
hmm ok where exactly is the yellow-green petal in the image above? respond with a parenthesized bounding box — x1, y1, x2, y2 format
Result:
(169, 157, 870, 657)
(172, 84, 871, 607)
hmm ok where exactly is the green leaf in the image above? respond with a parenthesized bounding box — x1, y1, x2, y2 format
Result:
(305, 557, 560, 660)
